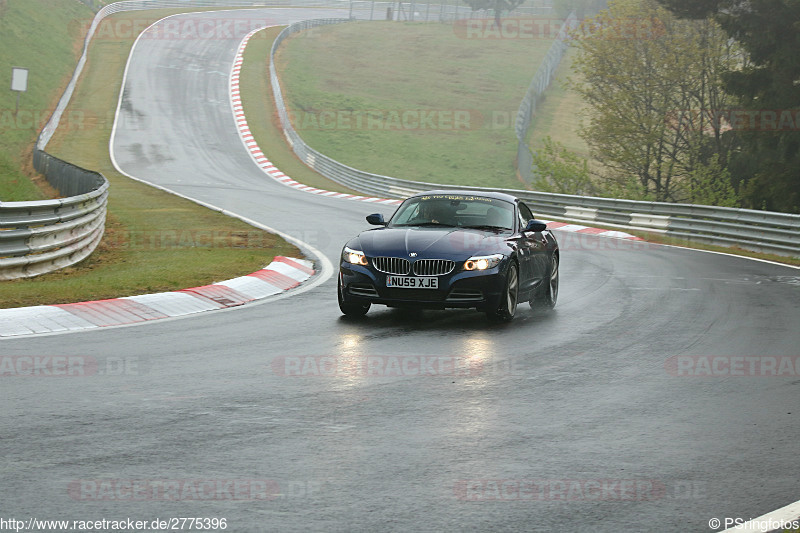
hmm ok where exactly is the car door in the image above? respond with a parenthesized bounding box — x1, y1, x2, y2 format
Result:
(518, 201, 549, 291)
(514, 202, 536, 293)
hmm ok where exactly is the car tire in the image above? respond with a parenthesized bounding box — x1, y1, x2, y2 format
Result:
(338, 278, 370, 317)
(487, 260, 518, 322)
(531, 253, 558, 310)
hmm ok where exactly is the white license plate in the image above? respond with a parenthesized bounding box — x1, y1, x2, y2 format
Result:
(386, 276, 438, 289)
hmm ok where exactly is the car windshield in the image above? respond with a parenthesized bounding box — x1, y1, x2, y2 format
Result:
(389, 194, 515, 231)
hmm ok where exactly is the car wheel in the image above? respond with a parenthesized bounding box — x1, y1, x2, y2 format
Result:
(338, 278, 370, 316)
(531, 253, 558, 310)
(487, 260, 518, 322)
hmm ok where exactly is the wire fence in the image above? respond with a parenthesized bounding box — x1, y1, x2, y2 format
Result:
(515, 11, 577, 183)
(351, 0, 552, 21)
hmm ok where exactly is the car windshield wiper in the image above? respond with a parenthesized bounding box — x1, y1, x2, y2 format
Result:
(394, 222, 456, 227)
(461, 224, 510, 231)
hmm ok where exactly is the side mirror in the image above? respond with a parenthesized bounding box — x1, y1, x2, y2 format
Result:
(525, 219, 547, 232)
(366, 213, 386, 226)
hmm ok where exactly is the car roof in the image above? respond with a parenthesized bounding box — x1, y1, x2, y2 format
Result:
(408, 189, 519, 204)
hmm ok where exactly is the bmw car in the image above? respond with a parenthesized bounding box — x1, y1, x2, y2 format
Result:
(337, 190, 559, 321)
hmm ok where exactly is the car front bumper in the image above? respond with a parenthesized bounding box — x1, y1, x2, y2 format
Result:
(339, 261, 509, 311)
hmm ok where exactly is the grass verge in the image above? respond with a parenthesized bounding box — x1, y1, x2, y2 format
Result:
(0, 0, 94, 201)
(624, 230, 800, 267)
(275, 20, 559, 190)
(527, 46, 590, 159)
(0, 9, 301, 309)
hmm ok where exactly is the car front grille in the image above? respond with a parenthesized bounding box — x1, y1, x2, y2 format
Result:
(412, 259, 455, 276)
(372, 257, 411, 275)
(373, 257, 455, 276)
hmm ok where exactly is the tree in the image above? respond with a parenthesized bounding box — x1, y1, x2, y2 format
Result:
(463, 0, 526, 28)
(685, 154, 740, 207)
(658, 0, 800, 213)
(569, 0, 740, 202)
(531, 137, 594, 195)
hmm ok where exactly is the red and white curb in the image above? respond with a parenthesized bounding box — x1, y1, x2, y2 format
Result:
(538, 221, 643, 241)
(0, 257, 314, 338)
(230, 28, 402, 208)
(230, 28, 642, 243)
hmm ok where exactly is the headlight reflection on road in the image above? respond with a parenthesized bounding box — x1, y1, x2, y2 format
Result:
(333, 333, 368, 387)
(450, 333, 501, 439)
(461, 333, 495, 381)
(319, 332, 505, 388)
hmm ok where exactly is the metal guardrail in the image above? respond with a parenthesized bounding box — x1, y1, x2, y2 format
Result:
(270, 18, 800, 257)
(505, 191, 800, 256)
(1, 151, 108, 280)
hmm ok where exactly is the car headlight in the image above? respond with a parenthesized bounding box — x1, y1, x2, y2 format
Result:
(464, 253, 504, 271)
(343, 246, 368, 266)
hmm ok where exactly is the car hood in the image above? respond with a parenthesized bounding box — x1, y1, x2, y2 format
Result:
(353, 227, 510, 260)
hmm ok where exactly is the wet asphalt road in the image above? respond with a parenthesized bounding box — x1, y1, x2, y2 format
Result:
(2, 9, 800, 533)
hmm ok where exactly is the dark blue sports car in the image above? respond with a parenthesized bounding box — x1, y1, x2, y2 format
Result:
(338, 190, 559, 321)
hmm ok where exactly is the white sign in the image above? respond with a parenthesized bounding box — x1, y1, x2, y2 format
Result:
(11, 67, 28, 92)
